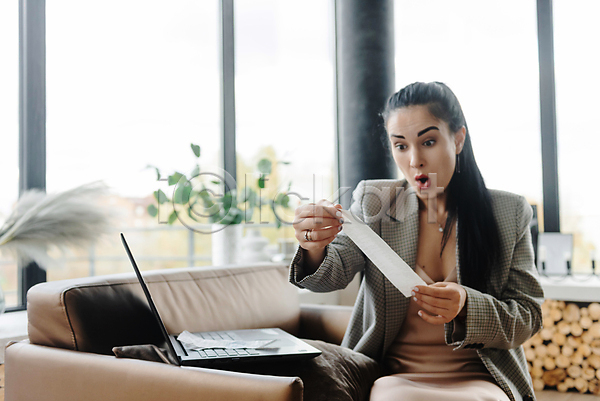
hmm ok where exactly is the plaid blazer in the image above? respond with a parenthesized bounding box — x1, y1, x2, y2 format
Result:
(290, 179, 544, 401)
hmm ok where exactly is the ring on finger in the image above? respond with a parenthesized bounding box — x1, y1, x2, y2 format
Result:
(304, 229, 313, 242)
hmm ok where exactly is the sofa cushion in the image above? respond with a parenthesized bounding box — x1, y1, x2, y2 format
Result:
(27, 264, 300, 354)
(114, 340, 381, 401)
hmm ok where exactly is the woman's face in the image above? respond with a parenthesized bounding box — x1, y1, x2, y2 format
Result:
(386, 105, 465, 203)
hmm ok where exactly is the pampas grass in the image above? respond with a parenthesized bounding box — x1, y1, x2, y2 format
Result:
(0, 181, 112, 268)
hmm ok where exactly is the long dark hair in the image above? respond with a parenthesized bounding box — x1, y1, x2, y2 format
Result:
(382, 82, 500, 292)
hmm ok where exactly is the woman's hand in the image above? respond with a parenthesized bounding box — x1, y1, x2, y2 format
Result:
(411, 282, 467, 324)
(293, 200, 344, 251)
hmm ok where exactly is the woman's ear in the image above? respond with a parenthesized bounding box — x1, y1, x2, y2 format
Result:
(455, 126, 466, 154)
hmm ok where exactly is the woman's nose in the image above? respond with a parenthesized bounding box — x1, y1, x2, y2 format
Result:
(409, 149, 424, 168)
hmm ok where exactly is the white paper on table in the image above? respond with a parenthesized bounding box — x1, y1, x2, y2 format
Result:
(341, 210, 426, 297)
(177, 331, 277, 350)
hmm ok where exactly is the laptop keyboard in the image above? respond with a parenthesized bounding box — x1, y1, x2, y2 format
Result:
(190, 331, 261, 358)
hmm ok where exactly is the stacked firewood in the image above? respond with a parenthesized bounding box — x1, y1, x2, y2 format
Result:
(523, 300, 600, 394)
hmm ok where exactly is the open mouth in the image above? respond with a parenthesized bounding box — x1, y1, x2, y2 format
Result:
(415, 174, 430, 189)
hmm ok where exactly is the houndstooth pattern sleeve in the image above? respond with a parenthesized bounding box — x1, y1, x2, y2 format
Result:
(445, 192, 544, 350)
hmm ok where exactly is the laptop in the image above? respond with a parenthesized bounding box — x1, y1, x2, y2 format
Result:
(120, 233, 321, 367)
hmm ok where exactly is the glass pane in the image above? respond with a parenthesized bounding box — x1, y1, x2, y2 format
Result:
(46, 1, 221, 279)
(0, 0, 20, 308)
(394, 0, 542, 206)
(235, 0, 337, 255)
(554, 0, 600, 272)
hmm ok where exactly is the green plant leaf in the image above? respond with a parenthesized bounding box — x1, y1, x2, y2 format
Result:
(154, 189, 169, 204)
(258, 176, 266, 189)
(168, 172, 185, 186)
(257, 158, 272, 174)
(173, 184, 192, 204)
(146, 165, 162, 180)
(190, 164, 200, 178)
(168, 211, 178, 224)
(147, 204, 158, 217)
(191, 143, 201, 158)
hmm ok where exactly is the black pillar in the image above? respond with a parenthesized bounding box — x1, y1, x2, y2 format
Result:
(19, 0, 47, 307)
(335, 0, 396, 208)
(537, 0, 560, 232)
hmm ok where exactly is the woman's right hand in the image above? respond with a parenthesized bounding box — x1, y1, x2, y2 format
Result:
(294, 200, 344, 251)
(293, 200, 344, 273)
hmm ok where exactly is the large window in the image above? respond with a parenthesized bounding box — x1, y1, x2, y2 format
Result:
(235, 0, 337, 249)
(45, 0, 221, 279)
(554, 0, 600, 271)
(0, 0, 20, 309)
(394, 0, 542, 208)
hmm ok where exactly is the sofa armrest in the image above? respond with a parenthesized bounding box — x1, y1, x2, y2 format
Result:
(298, 304, 353, 345)
(5, 342, 303, 401)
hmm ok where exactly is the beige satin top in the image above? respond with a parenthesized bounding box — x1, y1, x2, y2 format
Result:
(385, 265, 490, 375)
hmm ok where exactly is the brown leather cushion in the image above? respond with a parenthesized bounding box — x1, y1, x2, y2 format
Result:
(114, 340, 381, 401)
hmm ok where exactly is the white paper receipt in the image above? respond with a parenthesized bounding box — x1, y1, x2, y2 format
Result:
(177, 331, 276, 350)
(341, 210, 426, 297)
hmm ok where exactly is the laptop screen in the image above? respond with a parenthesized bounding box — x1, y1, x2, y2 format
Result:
(121, 233, 181, 366)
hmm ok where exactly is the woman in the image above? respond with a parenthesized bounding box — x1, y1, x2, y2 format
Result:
(289, 82, 544, 401)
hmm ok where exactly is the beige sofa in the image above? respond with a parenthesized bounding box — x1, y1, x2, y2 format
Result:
(4, 263, 354, 401)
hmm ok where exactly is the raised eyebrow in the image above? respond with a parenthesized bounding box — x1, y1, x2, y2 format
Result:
(390, 126, 439, 139)
(417, 126, 439, 137)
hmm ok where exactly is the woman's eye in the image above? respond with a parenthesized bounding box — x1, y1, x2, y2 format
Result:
(423, 140, 435, 147)
(395, 144, 407, 151)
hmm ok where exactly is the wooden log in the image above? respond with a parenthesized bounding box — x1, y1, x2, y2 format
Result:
(533, 358, 544, 369)
(529, 335, 543, 347)
(590, 379, 600, 395)
(596, 369, 600, 381)
(543, 356, 556, 371)
(556, 354, 570, 369)
(546, 343, 560, 357)
(557, 321, 571, 335)
(589, 322, 600, 339)
(581, 315, 593, 330)
(580, 343, 592, 357)
(556, 377, 574, 393)
(552, 332, 567, 346)
(561, 345, 574, 357)
(564, 303, 581, 323)
(571, 322, 583, 337)
(582, 331, 594, 344)
(589, 303, 600, 320)
(531, 366, 544, 379)
(581, 307, 589, 317)
(571, 351, 584, 365)
(588, 354, 600, 369)
(542, 368, 567, 386)
(535, 344, 548, 358)
(591, 339, 600, 355)
(582, 366, 596, 381)
(575, 377, 589, 394)
(550, 308, 563, 323)
(540, 327, 555, 341)
(567, 364, 582, 379)
(525, 348, 536, 362)
(567, 335, 582, 348)
(533, 378, 545, 392)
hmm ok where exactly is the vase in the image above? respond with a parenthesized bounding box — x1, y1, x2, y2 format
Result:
(211, 224, 243, 266)
(241, 228, 271, 263)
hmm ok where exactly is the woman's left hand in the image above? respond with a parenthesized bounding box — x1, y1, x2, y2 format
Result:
(411, 282, 467, 325)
